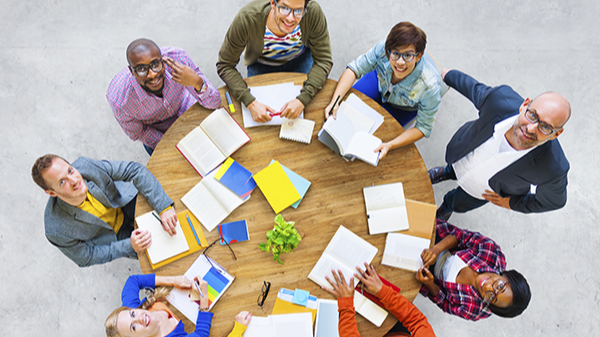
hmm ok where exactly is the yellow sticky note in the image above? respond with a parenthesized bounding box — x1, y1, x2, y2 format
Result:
(253, 161, 301, 214)
(215, 157, 235, 180)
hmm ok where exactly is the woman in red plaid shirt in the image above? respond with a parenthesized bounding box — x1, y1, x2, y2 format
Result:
(416, 219, 531, 321)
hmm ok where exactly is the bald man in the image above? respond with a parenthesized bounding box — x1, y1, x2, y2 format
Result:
(107, 38, 221, 155)
(429, 70, 571, 219)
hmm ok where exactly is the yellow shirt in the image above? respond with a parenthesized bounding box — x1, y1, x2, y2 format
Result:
(77, 191, 124, 233)
(227, 321, 248, 337)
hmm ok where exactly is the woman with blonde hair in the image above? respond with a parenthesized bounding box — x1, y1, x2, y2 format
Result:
(105, 273, 212, 337)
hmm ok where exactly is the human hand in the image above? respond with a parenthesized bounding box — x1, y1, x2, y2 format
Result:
(354, 262, 383, 296)
(160, 207, 178, 236)
(280, 99, 304, 119)
(482, 190, 511, 209)
(192, 277, 210, 311)
(234, 311, 253, 326)
(374, 142, 391, 160)
(171, 276, 192, 291)
(248, 100, 275, 123)
(441, 68, 452, 82)
(421, 248, 439, 268)
(415, 267, 435, 287)
(324, 98, 341, 120)
(130, 229, 152, 253)
(323, 269, 355, 299)
(164, 56, 203, 90)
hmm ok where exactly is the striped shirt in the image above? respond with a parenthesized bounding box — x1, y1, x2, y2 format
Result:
(107, 47, 221, 149)
(258, 25, 306, 66)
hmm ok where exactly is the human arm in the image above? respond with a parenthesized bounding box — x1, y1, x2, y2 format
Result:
(130, 229, 152, 253)
(421, 231, 459, 268)
(443, 69, 497, 113)
(506, 169, 569, 213)
(374, 128, 425, 159)
(189, 277, 214, 337)
(377, 285, 436, 337)
(295, 1, 333, 107)
(279, 99, 304, 119)
(482, 190, 511, 210)
(227, 311, 252, 337)
(415, 267, 440, 299)
(248, 100, 276, 123)
(323, 269, 360, 337)
(120, 274, 156, 307)
(323, 68, 358, 119)
(163, 53, 221, 110)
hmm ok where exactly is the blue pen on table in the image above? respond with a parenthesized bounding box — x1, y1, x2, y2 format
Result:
(186, 214, 202, 246)
(225, 92, 235, 113)
(194, 280, 205, 298)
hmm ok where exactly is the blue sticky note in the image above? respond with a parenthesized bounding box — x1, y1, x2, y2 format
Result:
(292, 288, 310, 307)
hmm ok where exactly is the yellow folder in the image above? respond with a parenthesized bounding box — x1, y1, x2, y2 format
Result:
(253, 161, 301, 214)
(272, 296, 317, 323)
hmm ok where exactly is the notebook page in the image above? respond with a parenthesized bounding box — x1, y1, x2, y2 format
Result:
(382, 233, 431, 272)
(136, 211, 189, 264)
(200, 108, 249, 156)
(177, 127, 225, 176)
(181, 180, 229, 232)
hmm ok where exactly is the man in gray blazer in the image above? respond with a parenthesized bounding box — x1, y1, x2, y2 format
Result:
(32, 154, 178, 267)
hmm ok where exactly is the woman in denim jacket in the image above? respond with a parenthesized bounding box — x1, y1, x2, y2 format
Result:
(324, 22, 442, 160)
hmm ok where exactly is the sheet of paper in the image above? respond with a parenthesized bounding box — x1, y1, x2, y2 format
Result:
(364, 182, 409, 234)
(315, 299, 340, 337)
(200, 108, 250, 156)
(177, 126, 226, 177)
(345, 131, 382, 166)
(242, 83, 304, 127)
(345, 93, 384, 134)
(382, 233, 431, 272)
(135, 211, 189, 264)
(272, 313, 313, 337)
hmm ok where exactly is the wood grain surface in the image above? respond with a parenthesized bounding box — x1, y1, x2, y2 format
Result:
(136, 73, 435, 336)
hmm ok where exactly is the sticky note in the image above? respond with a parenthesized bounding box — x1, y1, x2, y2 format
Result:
(292, 288, 310, 307)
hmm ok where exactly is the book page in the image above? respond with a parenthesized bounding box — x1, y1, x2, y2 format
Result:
(345, 93, 384, 134)
(200, 108, 249, 156)
(382, 233, 431, 272)
(272, 313, 313, 337)
(308, 252, 358, 288)
(135, 212, 189, 264)
(177, 126, 225, 176)
(202, 169, 246, 214)
(354, 292, 388, 327)
(338, 101, 374, 134)
(181, 180, 229, 232)
(345, 131, 382, 166)
(322, 110, 355, 155)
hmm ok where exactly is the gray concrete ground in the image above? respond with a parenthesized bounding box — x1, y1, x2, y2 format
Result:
(1, 0, 598, 336)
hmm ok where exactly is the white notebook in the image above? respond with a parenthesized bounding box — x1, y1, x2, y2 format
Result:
(181, 166, 247, 232)
(135, 211, 189, 264)
(280, 118, 315, 144)
(363, 182, 409, 235)
(243, 313, 313, 337)
(382, 233, 431, 272)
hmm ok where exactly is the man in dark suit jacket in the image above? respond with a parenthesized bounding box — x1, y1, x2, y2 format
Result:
(429, 70, 571, 220)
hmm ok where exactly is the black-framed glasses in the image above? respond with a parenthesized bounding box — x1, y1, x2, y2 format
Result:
(482, 279, 508, 306)
(201, 238, 237, 272)
(273, 0, 306, 18)
(524, 108, 561, 135)
(130, 58, 164, 77)
(388, 50, 419, 62)
(257, 281, 271, 306)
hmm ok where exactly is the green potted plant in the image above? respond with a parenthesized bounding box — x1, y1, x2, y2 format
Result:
(258, 214, 301, 264)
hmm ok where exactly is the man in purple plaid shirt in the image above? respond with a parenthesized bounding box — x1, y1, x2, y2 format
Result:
(107, 38, 221, 155)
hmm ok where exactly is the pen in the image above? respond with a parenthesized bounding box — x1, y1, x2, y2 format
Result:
(152, 212, 163, 224)
(194, 280, 205, 298)
(225, 92, 235, 113)
(328, 95, 340, 117)
(376, 150, 381, 163)
(186, 214, 201, 246)
(269, 112, 282, 117)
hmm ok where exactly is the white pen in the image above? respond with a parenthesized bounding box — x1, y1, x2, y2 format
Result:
(194, 280, 205, 298)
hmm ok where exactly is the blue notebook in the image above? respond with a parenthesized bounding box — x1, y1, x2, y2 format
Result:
(218, 220, 249, 245)
(269, 159, 311, 208)
(215, 158, 256, 200)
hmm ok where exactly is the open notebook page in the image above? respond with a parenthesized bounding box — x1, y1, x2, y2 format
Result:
(200, 108, 249, 156)
(135, 211, 189, 264)
(177, 127, 226, 176)
(382, 233, 431, 272)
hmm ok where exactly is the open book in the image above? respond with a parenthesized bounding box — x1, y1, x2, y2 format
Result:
(242, 82, 303, 127)
(318, 101, 382, 166)
(181, 167, 248, 232)
(363, 182, 409, 235)
(177, 108, 250, 177)
(243, 313, 313, 337)
(166, 254, 234, 323)
(135, 211, 190, 264)
(382, 233, 431, 272)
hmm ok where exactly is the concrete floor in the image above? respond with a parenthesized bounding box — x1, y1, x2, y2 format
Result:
(1, 0, 598, 336)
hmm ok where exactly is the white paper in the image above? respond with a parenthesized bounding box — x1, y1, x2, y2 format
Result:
(135, 211, 189, 264)
(201, 108, 249, 155)
(345, 93, 384, 134)
(382, 233, 431, 272)
(244, 313, 313, 337)
(177, 127, 225, 177)
(364, 182, 409, 234)
(354, 291, 388, 327)
(242, 83, 304, 127)
(315, 299, 339, 337)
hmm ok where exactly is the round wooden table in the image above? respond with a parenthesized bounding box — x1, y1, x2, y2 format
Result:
(136, 73, 435, 336)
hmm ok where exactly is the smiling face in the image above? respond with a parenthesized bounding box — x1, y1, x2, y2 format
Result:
(43, 158, 88, 206)
(389, 44, 422, 84)
(128, 46, 165, 96)
(475, 272, 513, 308)
(267, 0, 305, 37)
(116, 309, 161, 337)
(507, 93, 569, 150)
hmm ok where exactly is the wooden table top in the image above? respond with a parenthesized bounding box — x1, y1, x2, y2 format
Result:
(136, 73, 435, 336)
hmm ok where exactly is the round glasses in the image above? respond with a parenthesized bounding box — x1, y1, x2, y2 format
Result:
(483, 279, 508, 305)
(524, 108, 561, 135)
(388, 51, 419, 62)
(131, 58, 164, 77)
(274, 0, 306, 18)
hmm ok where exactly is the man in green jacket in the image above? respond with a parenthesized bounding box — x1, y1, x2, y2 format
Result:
(217, 0, 332, 123)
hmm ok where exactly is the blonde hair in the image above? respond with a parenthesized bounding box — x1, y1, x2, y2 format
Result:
(105, 286, 173, 337)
